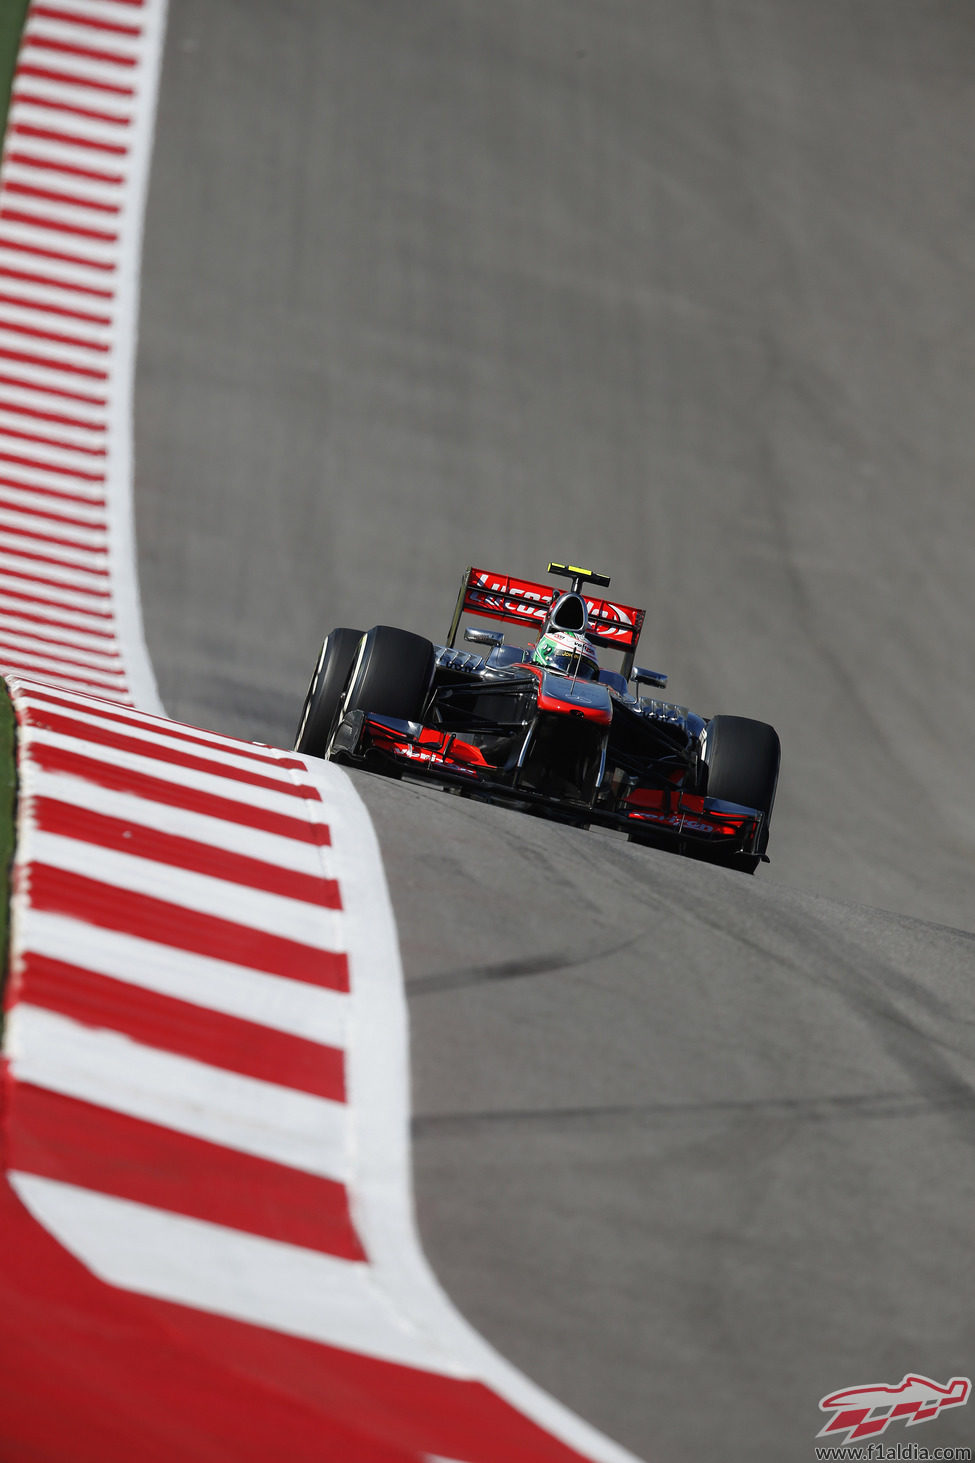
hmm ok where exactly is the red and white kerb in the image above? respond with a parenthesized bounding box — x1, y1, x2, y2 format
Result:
(0, 0, 164, 712)
(1, 676, 643, 1462)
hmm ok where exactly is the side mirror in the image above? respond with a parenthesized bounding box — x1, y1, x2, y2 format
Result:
(465, 628, 504, 648)
(631, 665, 668, 690)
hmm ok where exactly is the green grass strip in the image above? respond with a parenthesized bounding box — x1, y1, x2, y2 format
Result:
(0, 681, 16, 1037)
(0, 2, 27, 1035)
(0, 0, 29, 144)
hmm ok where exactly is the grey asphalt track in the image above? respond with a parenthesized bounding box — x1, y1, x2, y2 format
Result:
(134, 4, 975, 1459)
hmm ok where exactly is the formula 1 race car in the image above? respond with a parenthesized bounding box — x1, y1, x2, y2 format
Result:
(295, 563, 781, 872)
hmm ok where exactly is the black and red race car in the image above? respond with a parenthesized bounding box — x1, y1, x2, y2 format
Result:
(295, 563, 780, 872)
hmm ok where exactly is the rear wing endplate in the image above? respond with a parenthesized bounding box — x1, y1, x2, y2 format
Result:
(447, 565, 645, 662)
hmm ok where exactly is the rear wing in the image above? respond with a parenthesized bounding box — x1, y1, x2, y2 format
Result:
(447, 565, 645, 664)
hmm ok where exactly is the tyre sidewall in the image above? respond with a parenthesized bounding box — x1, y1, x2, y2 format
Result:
(294, 627, 364, 755)
(703, 715, 781, 858)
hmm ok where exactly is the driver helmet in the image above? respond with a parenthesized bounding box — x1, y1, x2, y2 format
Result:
(532, 631, 600, 682)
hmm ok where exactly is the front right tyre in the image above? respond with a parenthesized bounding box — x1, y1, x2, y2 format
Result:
(294, 626, 364, 756)
(340, 624, 435, 723)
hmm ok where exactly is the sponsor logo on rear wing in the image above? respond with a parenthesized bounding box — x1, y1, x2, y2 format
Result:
(452, 566, 645, 651)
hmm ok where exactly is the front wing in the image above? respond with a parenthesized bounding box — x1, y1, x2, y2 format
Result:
(331, 711, 767, 855)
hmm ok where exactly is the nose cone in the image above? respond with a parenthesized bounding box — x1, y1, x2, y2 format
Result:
(537, 671, 612, 724)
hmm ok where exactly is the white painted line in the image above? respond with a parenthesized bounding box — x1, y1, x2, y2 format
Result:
(22, 17, 141, 57)
(0, 461, 106, 501)
(0, 221, 117, 270)
(0, 635, 119, 672)
(0, 530, 109, 571)
(0, 650, 123, 685)
(7, 88, 131, 132)
(0, 491, 107, 527)
(0, 553, 108, 594)
(9, 1175, 465, 1374)
(0, 573, 110, 612)
(21, 0, 143, 29)
(13, 65, 136, 107)
(0, 245, 118, 296)
(23, 728, 320, 817)
(27, 765, 336, 876)
(7, 1006, 351, 1182)
(12, 87, 137, 132)
(0, 297, 114, 336)
(0, 362, 110, 404)
(0, 292, 112, 329)
(0, 504, 108, 539)
(0, 408, 108, 444)
(4, 123, 129, 164)
(0, 613, 114, 648)
(2, 671, 124, 699)
(0, 328, 110, 375)
(17, 680, 293, 757)
(20, 702, 312, 776)
(25, 912, 350, 1048)
(0, 201, 120, 245)
(0, 615, 116, 653)
(22, 831, 347, 950)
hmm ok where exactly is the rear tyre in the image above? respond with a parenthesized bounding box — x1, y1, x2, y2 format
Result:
(342, 624, 435, 724)
(701, 715, 781, 873)
(294, 627, 364, 756)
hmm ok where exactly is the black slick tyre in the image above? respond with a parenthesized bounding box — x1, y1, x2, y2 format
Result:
(702, 715, 781, 872)
(342, 625, 435, 724)
(294, 627, 364, 756)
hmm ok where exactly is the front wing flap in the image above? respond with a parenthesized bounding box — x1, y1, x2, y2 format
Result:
(622, 786, 764, 852)
(332, 712, 764, 853)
